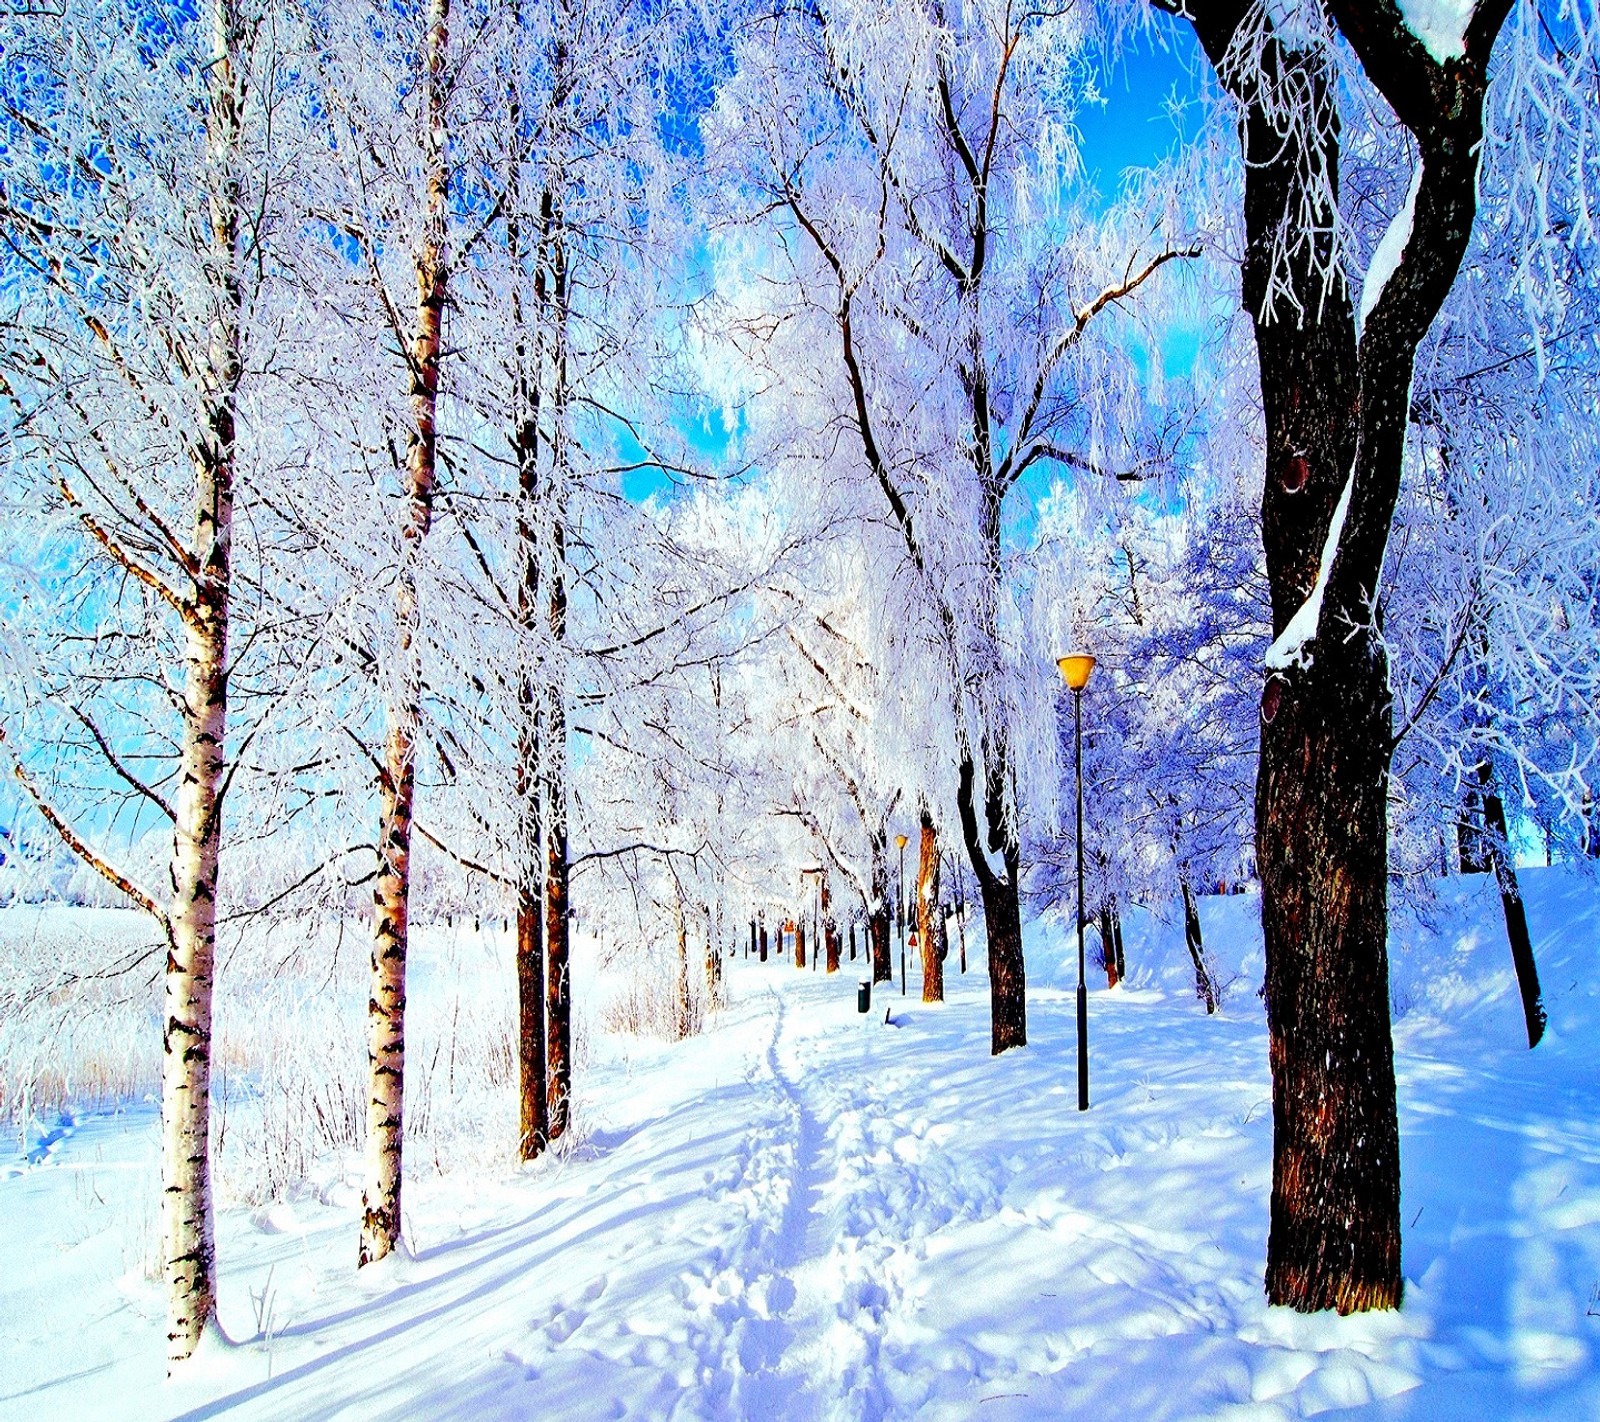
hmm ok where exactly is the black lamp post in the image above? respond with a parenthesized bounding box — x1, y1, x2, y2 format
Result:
(895, 833, 909, 996)
(1058, 653, 1096, 1112)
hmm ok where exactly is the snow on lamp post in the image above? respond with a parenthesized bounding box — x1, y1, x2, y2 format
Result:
(895, 833, 909, 997)
(1058, 653, 1096, 1112)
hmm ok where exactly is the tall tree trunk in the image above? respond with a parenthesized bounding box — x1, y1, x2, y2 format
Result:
(1179, 0, 1510, 1313)
(795, 913, 806, 969)
(1180, 879, 1218, 1015)
(544, 576, 570, 1138)
(673, 884, 691, 1038)
(703, 904, 721, 1006)
(509, 90, 548, 1166)
(543, 227, 573, 1143)
(362, 0, 450, 1270)
(956, 891, 967, 974)
(516, 885, 547, 1158)
(916, 809, 943, 1003)
(823, 876, 840, 973)
(1479, 765, 1546, 1047)
(759, 919, 768, 962)
(869, 832, 892, 985)
(1111, 896, 1126, 982)
(956, 748, 1025, 1052)
(164, 0, 240, 1357)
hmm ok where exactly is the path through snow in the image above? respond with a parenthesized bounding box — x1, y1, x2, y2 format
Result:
(4, 871, 1600, 1419)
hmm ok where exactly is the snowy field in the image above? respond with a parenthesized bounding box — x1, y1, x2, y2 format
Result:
(3, 869, 1599, 1421)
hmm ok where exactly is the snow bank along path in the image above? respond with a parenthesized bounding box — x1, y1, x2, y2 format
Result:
(3, 868, 1600, 1419)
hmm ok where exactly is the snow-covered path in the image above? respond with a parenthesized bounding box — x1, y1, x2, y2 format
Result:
(5, 872, 1600, 1420)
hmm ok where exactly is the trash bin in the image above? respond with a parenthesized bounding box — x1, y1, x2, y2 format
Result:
(857, 978, 871, 1014)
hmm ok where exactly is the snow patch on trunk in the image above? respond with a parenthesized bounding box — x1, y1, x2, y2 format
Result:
(1395, 0, 1474, 65)
(1265, 469, 1355, 671)
(1358, 160, 1423, 336)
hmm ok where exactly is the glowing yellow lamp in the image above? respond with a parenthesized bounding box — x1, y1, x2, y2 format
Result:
(1057, 654, 1096, 692)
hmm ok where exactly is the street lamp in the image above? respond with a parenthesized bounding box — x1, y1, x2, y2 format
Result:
(895, 833, 909, 996)
(1058, 652, 1096, 1112)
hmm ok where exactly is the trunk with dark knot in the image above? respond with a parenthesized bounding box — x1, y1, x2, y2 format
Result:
(1175, 0, 1513, 1314)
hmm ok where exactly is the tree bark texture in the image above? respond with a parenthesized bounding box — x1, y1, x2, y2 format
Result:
(916, 810, 943, 1003)
(516, 887, 547, 1159)
(704, 905, 722, 1006)
(362, 0, 450, 1270)
(957, 750, 1025, 1053)
(163, 0, 241, 1357)
(674, 886, 691, 1039)
(869, 833, 892, 985)
(1480, 766, 1547, 1048)
(1099, 900, 1120, 989)
(1179, 0, 1512, 1313)
(508, 43, 548, 1167)
(1181, 879, 1218, 1015)
(543, 298, 573, 1143)
(823, 877, 840, 973)
(795, 915, 806, 969)
(545, 665, 571, 1138)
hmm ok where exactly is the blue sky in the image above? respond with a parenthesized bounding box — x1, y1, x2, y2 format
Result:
(621, 33, 1211, 512)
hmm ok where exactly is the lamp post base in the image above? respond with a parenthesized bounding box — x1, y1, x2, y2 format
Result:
(1077, 980, 1089, 1111)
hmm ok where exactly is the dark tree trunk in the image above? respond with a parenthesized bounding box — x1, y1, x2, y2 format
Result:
(1099, 900, 1119, 988)
(759, 922, 768, 963)
(1457, 790, 1491, 874)
(795, 915, 806, 969)
(823, 877, 840, 973)
(516, 889, 547, 1159)
(957, 750, 1026, 1053)
(1180, 879, 1218, 1015)
(975, 864, 1024, 1052)
(916, 809, 943, 1003)
(544, 479, 571, 1143)
(868, 910, 891, 985)
(545, 796, 570, 1139)
(1111, 897, 1126, 982)
(1170, 0, 1518, 1314)
(1174, 0, 1513, 1313)
(1257, 650, 1400, 1311)
(869, 834, 892, 984)
(1480, 766, 1546, 1048)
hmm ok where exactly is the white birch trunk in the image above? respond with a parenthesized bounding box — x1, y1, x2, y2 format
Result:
(163, 0, 240, 1365)
(361, 0, 450, 1269)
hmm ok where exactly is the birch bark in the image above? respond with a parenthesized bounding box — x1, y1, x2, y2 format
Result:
(361, 0, 451, 1269)
(162, 0, 242, 1360)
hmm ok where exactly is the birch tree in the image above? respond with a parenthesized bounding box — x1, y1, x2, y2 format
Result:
(0, 0, 297, 1362)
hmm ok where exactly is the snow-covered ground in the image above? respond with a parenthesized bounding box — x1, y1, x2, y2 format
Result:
(3, 868, 1599, 1420)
